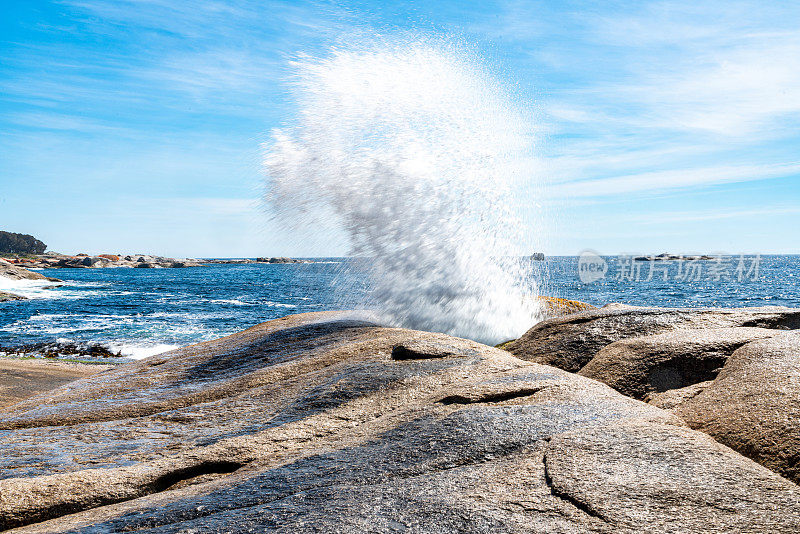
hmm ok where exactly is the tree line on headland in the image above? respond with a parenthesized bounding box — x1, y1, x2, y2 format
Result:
(0, 231, 46, 255)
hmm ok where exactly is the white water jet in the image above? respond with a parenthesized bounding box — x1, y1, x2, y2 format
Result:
(264, 36, 541, 344)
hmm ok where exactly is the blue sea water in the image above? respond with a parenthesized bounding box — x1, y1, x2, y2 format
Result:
(541, 254, 800, 309)
(1, 255, 798, 359)
(0, 260, 365, 359)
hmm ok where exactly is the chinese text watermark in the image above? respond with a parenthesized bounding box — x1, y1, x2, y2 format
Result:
(577, 252, 761, 283)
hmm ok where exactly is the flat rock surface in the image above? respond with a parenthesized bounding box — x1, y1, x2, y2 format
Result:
(1, 312, 799, 532)
(0, 359, 112, 410)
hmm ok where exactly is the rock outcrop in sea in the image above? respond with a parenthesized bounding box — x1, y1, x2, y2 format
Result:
(0, 258, 61, 282)
(1, 311, 799, 531)
(0, 290, 27, 302)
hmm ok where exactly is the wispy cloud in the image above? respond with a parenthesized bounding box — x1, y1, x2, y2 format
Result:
(500, 0, 800, 208)
(2, 0, 798, 254)
(638, 205, 800, 225)
(549, 162, 800, 198)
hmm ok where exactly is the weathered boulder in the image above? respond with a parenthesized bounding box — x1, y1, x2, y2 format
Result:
(508, 305, 800, 486)
(506, 304, 800, 372)
(76, 256, 112, 267)
(645, 380, 713, 410)
(0, 312, 799, 532)
(578, 327, 779, 399)
(674, 332, 800, 484)
(535, 295, 596, 318)
(56, 257, 88, 268)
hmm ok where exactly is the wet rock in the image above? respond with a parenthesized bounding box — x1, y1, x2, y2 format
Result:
(0, 341, 122, 360)
(0, 291, 26, 302)
(505, 304, 800, 372)
(0, 312, 799, 532)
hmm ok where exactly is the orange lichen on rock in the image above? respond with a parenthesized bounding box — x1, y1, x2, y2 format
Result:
(536, 295, 596, 317)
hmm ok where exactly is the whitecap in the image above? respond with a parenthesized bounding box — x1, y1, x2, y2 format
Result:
(262, 301, 297, 308)
(208, 299, 256, 306)
(105, 342, 182, 360)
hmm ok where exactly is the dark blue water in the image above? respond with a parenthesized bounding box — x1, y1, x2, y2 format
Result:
(1, 255, 797, 359)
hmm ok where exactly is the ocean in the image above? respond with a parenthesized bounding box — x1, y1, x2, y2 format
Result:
(1, 255, 798, 360)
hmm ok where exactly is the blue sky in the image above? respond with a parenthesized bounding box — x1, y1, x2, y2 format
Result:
(1, 0, 799, 257)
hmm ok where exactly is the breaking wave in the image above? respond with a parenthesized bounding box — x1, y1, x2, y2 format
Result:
(265, 35, 541, 344)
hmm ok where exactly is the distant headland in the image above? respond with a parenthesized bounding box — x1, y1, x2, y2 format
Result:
(1, 229, 312, 269)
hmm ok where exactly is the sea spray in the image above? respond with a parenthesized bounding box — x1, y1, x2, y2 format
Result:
(264, 36, 541, 344)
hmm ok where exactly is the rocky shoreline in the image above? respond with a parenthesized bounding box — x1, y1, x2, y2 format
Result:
(2, 253, 203, 269)
(0, 259, 62, 301)
(0, 340, 126, 360)
(2, 254, 314, 270)
(0, 306, 798, 531)
(0, 255, 314, 304)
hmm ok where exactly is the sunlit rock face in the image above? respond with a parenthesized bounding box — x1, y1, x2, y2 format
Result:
(1, 311, 800, 532)
(507, 303, 800, 484)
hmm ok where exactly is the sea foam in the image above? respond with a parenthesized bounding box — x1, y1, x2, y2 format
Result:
(265, 36, 541, 344)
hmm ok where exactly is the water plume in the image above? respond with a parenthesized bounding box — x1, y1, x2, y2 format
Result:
(264, 36, 541, 344)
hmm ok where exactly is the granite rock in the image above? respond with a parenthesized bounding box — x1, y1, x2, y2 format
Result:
(0, 312, 798, 532)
